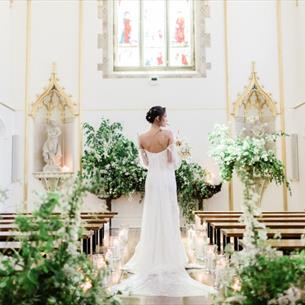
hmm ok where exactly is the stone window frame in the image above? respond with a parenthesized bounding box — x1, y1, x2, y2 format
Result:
(97, 0, 211, 78)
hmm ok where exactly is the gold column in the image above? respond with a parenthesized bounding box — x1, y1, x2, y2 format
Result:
(223, 0, 234, 211)
(276, 0, 288, 211)
(77, 0, 84, 172)
(23, 0, 32, 210)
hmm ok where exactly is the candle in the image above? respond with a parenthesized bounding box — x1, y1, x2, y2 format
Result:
(195, 216, 202, 230)
(202, 221, 208, 232)
(232, 277, 241, 291)
(195, 231, 208, 260)
(93, 254, 106, 269)
(62, 165, 70, 172)
(103, 235, 110, 248)
(187, 227, 196, 249)
(206, 245, 217, 272)
(112, 238, 121, 260)
(195, 237, 205, 259)
(187, 248, 196, 263)
(82, 278, 92, 292)
(217, 256, 227, 268)
(118, 228, 129, 244)
(214, 255, 227, 288)
(105, 249, 113, 264)
(111, 269, 121, 285)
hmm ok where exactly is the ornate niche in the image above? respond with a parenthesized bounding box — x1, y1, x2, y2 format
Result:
(232, 62, 278, 204)
(232, 62, 278, 138)
(31, 64, 77, 191)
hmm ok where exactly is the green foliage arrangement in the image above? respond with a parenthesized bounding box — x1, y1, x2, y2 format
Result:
(209, 124, 289, 247)
(217, 253, 305, 305)
(208, 124, 305, 305)
(81, 119, 147, 209)
(208, 124, 289, 188)
(239, 254, 305, 305)
(175, 160, 221, 223)
(0, 178, 120, 305)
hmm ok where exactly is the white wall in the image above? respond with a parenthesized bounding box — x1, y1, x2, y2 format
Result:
(0, 104, 22, 212)
(1, 0, 305, 226)
(282, 0, 305, 211)
(0, 1, 11, 106)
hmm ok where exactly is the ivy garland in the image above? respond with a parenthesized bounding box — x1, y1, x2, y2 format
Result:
(176, 160, 222, 223)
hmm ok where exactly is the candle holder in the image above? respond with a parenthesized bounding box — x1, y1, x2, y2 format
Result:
(92, 254, 106, 270)
(206, 244, 217, 273)
(118, 226, 129, 246)
(232, 276, 241, 292)
(105, 249, 114, 271)
(214, 254, 228, 289)
(195, 230, 209, 260)
(187, 225, 197, 250)
(111, 238, 121, 261)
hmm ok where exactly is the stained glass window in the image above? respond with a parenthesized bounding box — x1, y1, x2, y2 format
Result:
(113, 0, 195, 72)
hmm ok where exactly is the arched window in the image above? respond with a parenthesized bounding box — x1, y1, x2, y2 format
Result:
(98, 0, 210, 78)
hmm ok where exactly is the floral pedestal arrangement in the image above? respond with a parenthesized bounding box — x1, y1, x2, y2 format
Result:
(208, 124, 305, 305)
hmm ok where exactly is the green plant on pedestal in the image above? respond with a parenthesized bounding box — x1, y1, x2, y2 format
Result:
(175, 160, 222, 223)
(208, 124, 303, 305)
(81, 119, 147, 211)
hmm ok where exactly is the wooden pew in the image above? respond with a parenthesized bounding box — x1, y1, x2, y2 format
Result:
(0, 241, 22, 253)
(238, 239, 305, 254)
(211, 221, 305, 251)
(206, 217, 305, 247)
(195, 211, 305, 214)
(0, 213, 112, 255)
(221, 228, 305, 251)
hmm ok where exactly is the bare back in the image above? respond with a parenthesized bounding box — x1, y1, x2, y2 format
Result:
(139, 129, 173, 153)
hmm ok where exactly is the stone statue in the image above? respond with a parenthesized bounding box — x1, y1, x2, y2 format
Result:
(42, 120, 62, 172)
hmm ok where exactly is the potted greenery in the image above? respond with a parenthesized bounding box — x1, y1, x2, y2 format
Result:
(81, 119, 147, 212)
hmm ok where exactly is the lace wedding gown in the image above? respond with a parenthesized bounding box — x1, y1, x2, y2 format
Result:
(111, 144, 214, 297)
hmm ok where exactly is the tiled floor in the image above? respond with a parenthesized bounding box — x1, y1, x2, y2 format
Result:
(100, 228, 214, 305)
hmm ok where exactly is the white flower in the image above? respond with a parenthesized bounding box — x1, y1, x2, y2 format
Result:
(175, 134, 192, 160)
(268, 287, 301, 305)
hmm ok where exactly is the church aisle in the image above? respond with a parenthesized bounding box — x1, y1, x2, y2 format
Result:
(100, 228, 214, 305)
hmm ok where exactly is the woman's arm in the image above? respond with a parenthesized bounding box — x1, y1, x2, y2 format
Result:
(138, 136, 149, 167)
(166, 131, 174, 163)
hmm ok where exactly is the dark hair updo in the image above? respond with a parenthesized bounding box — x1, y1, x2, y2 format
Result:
(146, 106, 166, 124)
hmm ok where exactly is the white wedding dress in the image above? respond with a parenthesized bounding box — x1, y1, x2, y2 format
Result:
(111, 144, 214, 297)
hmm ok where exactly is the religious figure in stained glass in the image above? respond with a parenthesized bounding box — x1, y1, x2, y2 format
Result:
(175, 11, 185, 44)
(114, 0, 194, 69)
(120, 11, 132, 44)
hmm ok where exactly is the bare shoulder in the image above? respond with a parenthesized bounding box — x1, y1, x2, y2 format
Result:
(137, 133, 144, 148)
(138, 131, 150, 141)
(161, 129, 174, 143)
(163, 129, 173, 137)
(138, 131, 149, 148)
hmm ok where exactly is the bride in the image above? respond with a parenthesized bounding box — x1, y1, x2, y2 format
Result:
(111, 106, 214, 297)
